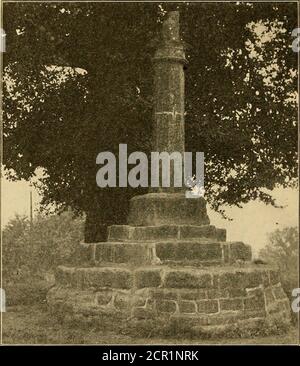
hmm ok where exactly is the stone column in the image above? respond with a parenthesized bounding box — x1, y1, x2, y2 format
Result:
(153, 11, 186, 155)
(128, 11, 209, 226)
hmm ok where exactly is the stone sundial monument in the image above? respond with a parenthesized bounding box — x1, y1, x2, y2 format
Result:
(48, 12, 291, 337)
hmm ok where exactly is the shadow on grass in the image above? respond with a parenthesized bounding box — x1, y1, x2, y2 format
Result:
(2, 304, 299, 345)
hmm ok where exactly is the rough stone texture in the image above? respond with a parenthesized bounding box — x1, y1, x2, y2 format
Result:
(229, 242, 252, 261)
(164, 270, 212, 289)
(135, 268, 162, 288)
(128, 193, 210, 226)
(108, 224, 226, 242)
(79, 240, 251, 266)
(48, 264, 291, 336)
(197, 300, 219, 313)
(156, 242, 222, 262)
(55, 266, 133, 290)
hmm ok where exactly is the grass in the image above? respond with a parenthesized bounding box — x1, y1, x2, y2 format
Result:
(2, 304, 299, 345)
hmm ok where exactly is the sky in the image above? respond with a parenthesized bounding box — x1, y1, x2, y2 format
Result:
(1, 177, 298, 256)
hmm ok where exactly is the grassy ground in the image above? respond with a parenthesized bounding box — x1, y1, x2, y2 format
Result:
(2, 304, 299, 345)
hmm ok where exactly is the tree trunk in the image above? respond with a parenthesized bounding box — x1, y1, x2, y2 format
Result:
(84, 212, 108, 243)
(83, 191, 131, 242)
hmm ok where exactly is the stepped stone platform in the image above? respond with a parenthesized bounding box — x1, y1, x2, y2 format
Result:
(78, 227, 251, 266)
(47, 214, 291, 337)
(48, 262, 291, 337)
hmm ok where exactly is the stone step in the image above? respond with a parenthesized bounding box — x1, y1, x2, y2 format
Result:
(108, 224, 226, 242)
(128, 193, 210, 226)
(79, 240, 251, 265)
(49, 264, 290, 336)
(54, 264, 282, 291)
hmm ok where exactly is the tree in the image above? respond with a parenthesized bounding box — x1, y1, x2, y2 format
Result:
(3, 2, 298, 241)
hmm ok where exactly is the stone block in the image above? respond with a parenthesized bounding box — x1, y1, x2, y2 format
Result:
(222, 245, 229, 263)
(96, 290, 113, 306)
(113, 269, 133, 289)
(265, 287, 275, 305)
(110, 224, 228, 242)
(71, 269, 84, 288)
(216, 228, 226, 241)
(227, 288, 246, 298)
(278, 299, 291, 313)
(128, 193, 210, 226)
(179, 289, 207, 300)
(72, 290, 97, 309)
(212, 274, 220, 288)
(218, 272, 237, 289)
(108, 225, 131, 241)
(207, 289, 229, 299)
(114, 293, 130, 310)
(219, 270, 262, 289)
(164, 270, 212, 289)
(150, 288, 179, 300)
(135, 269, 162, 288)
(244, 296, 265, 311)
(197, 300, 219, 313)
(78, 243, 94, 262)
(132, 307, 155, 320)
(156, 300, 177, 313)
(179, 225, 216, 239)
(269, 270, 280, 285)
(132, 225, 178, 241)
(178, 300, 197, 314)
(246, 287, 264, 297)
(219, 298, 244, 311)
(131, 295, 147, 307)
(55, 266, 74, 285)
(272, 286, 287, 300)
(95, 243, 151, 264)
(261, 270, 271, 287)
(156, 241, 222, 262)
(229, 242, 252, 261)
(82, 267, 133, 289)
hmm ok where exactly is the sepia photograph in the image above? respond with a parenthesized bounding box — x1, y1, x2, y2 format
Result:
(0, 0, 299, 348)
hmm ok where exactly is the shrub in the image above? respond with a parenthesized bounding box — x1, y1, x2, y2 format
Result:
(2, 211, 84, 304)
(259, 227, 299, 324)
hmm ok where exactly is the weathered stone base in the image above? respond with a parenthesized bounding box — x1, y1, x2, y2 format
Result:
(128, 193, 210, 226)
(79, 239, 251, 266)
(47, 264, 291, 338)
(47, 198, 291, 338)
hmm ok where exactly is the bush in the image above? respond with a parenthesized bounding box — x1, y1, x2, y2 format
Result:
(2, 211, 84, 304)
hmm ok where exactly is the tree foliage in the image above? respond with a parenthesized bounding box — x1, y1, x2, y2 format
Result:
(259, 226, 298, 323)
(3, 2, 298, 240)
(259, 226, 298, 282)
